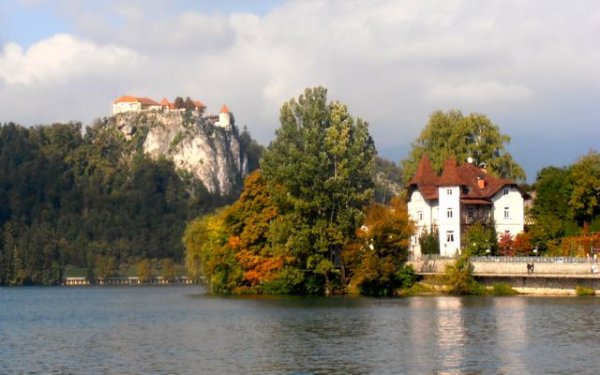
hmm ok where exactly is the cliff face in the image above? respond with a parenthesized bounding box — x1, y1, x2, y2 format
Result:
(114, 110, 247, 196)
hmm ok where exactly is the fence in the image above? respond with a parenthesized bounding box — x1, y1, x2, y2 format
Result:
(409, 254, 596, 264)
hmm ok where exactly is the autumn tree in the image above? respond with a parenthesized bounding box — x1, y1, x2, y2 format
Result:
(260, 87, 376, 294)
(344, 197, 414, 296)
(161, 258, 177, 282)
(138, 258, 153, 283)
(184, 213, 243, 293)
(402, 110, 526, 183)
(497, 233, 515, 256)
(513, 232, 533, 255)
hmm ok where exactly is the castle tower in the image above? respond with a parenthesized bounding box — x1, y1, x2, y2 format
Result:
(217, 105, 231, 128)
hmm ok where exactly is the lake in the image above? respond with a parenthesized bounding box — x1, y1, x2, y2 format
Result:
(1, 286, 599, 374)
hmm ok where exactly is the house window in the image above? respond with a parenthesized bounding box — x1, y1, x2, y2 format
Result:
(446, 231, 454, 242)
(447, 188, 453, 195)
(504, 207, 510, 219)
(447, 208, 453, 218)
(504, 188, 509, 195)
(417, 211, 423, 221)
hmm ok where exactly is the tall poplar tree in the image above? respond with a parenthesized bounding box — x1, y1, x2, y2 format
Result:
(260, 87, 376, 294)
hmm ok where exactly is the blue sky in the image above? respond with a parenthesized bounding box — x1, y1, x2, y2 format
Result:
(0, 0, 599, 182)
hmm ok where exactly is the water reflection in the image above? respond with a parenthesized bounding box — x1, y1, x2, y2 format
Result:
(494, 297, 528, 372)
(435, 297, 466, 372)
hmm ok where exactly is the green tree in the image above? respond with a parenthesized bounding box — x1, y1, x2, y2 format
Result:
(444, 249, 483, 295)
(402, 110, 526, 183)
(260, 87, 376, 294)
(464, 223, 496, 256)
(418, 225, 440, 255)
(569, 150, 600, 228)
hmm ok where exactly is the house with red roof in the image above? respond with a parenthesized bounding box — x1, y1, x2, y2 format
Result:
(113, 95, 162, 114)
(407, 154, 529, 257)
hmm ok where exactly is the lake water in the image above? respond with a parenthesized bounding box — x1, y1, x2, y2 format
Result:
(1, 286, 599, 374)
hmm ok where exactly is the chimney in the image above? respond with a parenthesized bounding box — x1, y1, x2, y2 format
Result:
(477, 176, 486, 189)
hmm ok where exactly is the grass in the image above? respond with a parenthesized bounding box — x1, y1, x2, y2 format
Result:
(491, 283, 519, 296)
(575, 285, 596, 296)
(398, 282, 440, 296)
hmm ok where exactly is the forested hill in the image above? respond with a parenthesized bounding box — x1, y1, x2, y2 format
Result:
(0, 117, 262, 285)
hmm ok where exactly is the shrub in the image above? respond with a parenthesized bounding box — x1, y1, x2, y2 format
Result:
(444, 251, 483, 295)
(396, 265, 416, 289)
(492, 283, 518, 296)
(575, 285, 595, 296)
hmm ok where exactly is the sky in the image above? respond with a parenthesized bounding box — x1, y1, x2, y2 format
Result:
(0, 0, 598, 182)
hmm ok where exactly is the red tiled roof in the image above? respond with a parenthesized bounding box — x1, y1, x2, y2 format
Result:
(437, 158, 465, 186)
(193, 100, 205, 108)
(409, 154, 519, 202)
(113, 95, 139, 104)
(220, 104, 230, 113)
(160, 98, 171, 106)
(113, 95, 159, 106)
(409, 154, 439, 200)
(138, 97, 160, 106)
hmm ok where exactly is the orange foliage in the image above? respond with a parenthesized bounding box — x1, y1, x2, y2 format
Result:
(498, 232, 514, 256)
(235, 249, 285, 286)
(513, 232, 533, 255)
(557, 232, 600, 257)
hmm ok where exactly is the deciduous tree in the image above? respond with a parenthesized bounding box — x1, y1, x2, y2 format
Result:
(260, 87, 376, 294)
(402, 110, 526, 183)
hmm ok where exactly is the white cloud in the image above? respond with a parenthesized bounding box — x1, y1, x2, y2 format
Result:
(0, 33, 138, 85)
(1, 0, 599, 178)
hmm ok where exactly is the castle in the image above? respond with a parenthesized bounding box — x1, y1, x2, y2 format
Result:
(112, 95, 232, 128)
(407, 154, 529, 257)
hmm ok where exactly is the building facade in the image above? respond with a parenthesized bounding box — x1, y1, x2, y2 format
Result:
(112, 95, 232, 128)
(407, 155, 529, 257)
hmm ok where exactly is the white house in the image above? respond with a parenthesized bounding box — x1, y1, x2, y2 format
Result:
(407, 155, 529, 257)
(113, 95, 162, 114)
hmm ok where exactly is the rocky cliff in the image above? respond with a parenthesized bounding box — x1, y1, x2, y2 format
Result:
(112, 110, 248, 196)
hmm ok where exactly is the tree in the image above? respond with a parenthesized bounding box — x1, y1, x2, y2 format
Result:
(138, 258, 153, 283)
(498, 232, 514, 256)
(513, 232, 533, 255)
(463, 223, 496, 256)
(402, 110, 526, 183)
(260, 87, 376, 294)
(161, 258, 177, 282)
(418, 226, 439, 255)
(444, 249, 483, 295)
(532, 166, 573, 222)
(344, 197, 415, 296)
(569, 150, 600, 228)
(174, 97, 185, 109)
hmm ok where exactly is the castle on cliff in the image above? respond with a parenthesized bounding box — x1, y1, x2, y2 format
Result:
(112, 95, 233, 128)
